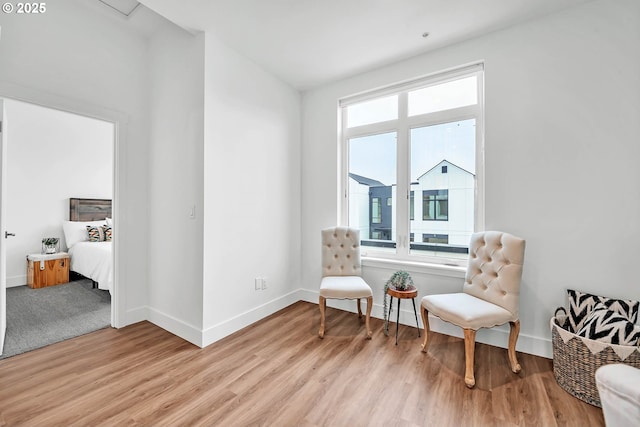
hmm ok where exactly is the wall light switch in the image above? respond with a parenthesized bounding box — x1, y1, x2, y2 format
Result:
(189, 205, 196, 219)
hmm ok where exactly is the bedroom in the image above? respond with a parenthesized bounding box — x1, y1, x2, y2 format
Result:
(1, 98, 114, 358)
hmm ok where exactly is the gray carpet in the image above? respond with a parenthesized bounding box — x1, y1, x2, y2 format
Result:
(1, 279, 111, 359)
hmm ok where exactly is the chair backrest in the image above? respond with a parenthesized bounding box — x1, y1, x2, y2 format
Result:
(463, 231, 525, 317)
(321, 227, 361, 278)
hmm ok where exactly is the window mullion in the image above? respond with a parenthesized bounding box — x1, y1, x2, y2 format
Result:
(339, 106, 349, 226)
(475, 71, 485, 232)
(396, 92, 409, 258)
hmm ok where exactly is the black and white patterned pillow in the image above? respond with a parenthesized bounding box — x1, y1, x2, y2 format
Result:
(102, 225, 112, 242)
(86, 226, 105, 242)
(567, 289, 639, 333)
(576, 303, 640, 346)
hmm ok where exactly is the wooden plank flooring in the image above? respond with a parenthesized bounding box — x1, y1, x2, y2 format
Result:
(0, 302, 603, 426)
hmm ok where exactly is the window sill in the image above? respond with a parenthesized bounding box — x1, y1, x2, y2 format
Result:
(361, 256, 466, 278)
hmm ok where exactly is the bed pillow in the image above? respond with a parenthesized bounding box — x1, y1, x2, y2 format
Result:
(102, 225, 112, 241)
(576, 303, 640, 346)
(86, 225, 105, 242)
(62, 220, 106, 248)
(105, 217, 112, 227)
(567, 289, 639, 333)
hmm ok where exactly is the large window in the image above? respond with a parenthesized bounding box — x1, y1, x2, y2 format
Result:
(340, 64, 484, 265)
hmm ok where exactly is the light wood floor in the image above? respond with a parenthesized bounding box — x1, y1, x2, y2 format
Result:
(0, 301, 603, 426)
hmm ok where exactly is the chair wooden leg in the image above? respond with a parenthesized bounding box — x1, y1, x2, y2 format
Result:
(463, 328, 477, 388)
(365, 296, 372, 339)
(508, 320, 522, 373)
(357, 298, 363, 319)
(318, 296, 326, 339)
(420, 304, 431, 353)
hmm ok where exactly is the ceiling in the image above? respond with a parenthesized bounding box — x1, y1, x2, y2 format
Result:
(139, 0, 593, 90)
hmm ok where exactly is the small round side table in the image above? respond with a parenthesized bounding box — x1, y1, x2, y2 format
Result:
(386, 285, 421, 345)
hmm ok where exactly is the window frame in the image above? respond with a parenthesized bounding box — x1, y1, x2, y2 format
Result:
(338, 63, 485, 267)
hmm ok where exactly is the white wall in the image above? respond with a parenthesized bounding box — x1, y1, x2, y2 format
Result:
(0, 0, 302, 346)
(301, 0, 640, 357)
(0, 0, 156, 325)
(4, 100, 113, 287)
(202, 34, 301, 345)
(147, 23, 205, 344)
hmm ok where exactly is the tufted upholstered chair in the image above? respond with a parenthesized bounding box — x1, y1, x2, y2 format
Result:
(319, 227, 373, 339)
(420, 231, 526, 388)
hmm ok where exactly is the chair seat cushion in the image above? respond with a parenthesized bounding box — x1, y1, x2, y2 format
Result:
(320, 276, 372, 299)
(596, 364, 640, 427)
(422, 293, 516, 330)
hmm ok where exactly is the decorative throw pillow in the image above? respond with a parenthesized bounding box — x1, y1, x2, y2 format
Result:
(63, 220, 106, 248)
(86, 226, 105, 242)
(604, 298, 639, 323)
(567, 289, 639, 332)
(576, 303, 640, 346)
(102, 225, 112, 242)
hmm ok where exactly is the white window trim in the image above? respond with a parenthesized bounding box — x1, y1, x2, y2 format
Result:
(362, 256, 467, 278)
(339, 63, 485, 268)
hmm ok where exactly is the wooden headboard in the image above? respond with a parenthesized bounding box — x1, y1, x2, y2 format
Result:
(70, 198, 112, 221)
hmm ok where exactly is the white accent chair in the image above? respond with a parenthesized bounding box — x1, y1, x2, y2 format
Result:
(420, 231, 526, 388)
(319, 227, 373, 339)
(596, 364, 640, 427)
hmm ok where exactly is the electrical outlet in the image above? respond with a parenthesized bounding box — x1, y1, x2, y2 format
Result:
(261, 278, 267, 290)
(255, 278, 261, 290)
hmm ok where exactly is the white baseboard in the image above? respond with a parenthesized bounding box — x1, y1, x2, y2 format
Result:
(122, 305, 203, 347)
(202, 289, 303, 347)
(127, 288, 552, 359)
(299, 288, 552, 359)
(121, 291, 305, 350)
(426, 316, 552, 359)
(124, 306, 148, 326)
(7, 275, 27, 288)
(147, 306, 203, 348)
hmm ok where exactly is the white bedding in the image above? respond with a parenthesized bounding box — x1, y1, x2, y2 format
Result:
(69, 241, 113, 292)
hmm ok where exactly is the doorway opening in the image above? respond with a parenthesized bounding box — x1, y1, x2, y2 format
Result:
(0, 98, 117, 359)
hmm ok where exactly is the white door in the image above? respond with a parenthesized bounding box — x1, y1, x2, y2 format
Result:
(0, 99, 7, 355)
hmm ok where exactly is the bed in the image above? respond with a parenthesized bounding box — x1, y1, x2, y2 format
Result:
(62, 198, 113, 293)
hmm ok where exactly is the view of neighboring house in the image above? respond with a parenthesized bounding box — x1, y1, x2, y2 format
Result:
(410, 160, 475, 251)
(350, 160, 474, 254)
(348, 173, 391, 242)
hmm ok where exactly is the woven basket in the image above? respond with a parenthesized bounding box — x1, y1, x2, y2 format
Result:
(551, 312, 640, 407)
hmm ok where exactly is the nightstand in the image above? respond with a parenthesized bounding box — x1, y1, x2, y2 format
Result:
(26, 252, 70, 288)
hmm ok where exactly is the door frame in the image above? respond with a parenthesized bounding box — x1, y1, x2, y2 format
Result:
(0, 82, 126, 328)
(1, 99, 6, 354)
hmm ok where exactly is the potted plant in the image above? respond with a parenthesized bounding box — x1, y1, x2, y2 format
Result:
(383, 270, 414, 335)
(42, 237, 60, 254)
